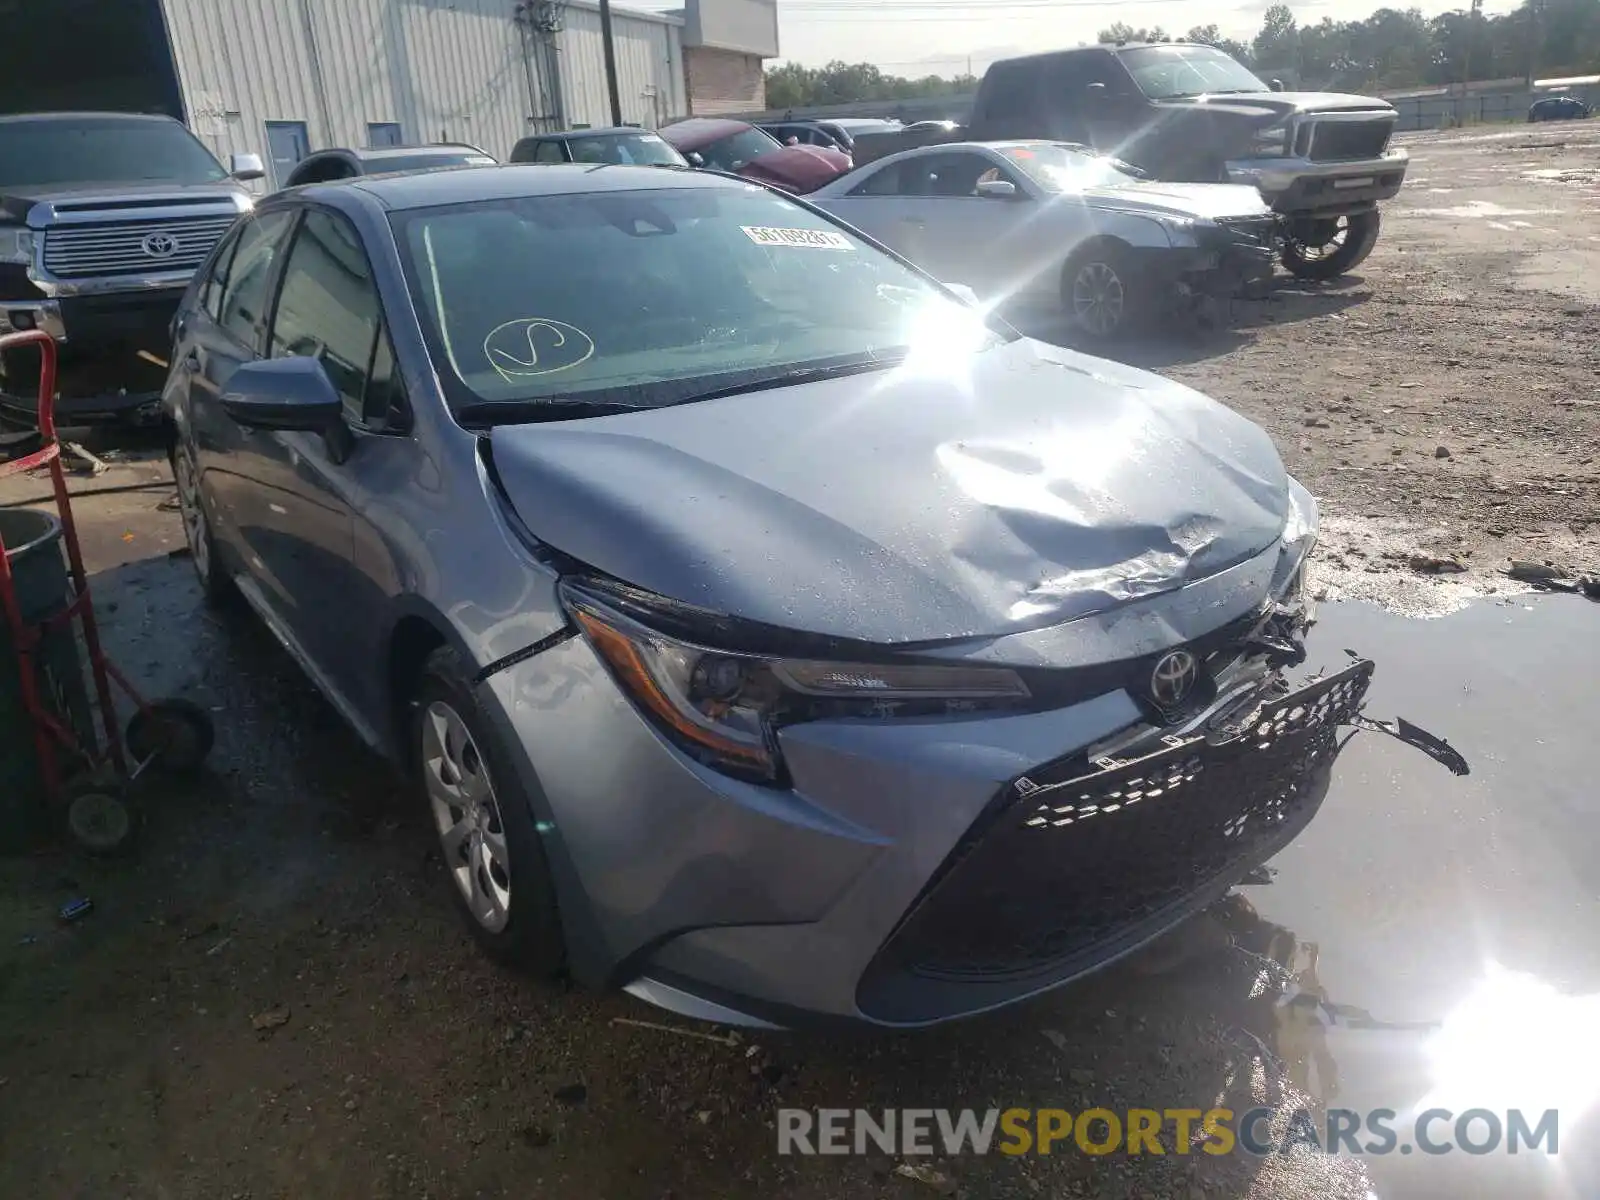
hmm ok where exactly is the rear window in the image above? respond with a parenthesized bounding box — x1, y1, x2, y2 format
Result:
(568, 133, 684, 166)
(0, 117, 229, 188)
(367, 151, 496, 175)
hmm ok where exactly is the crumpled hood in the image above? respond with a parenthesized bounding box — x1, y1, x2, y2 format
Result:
(489, 338, 1291, 645)
(1081, 180, 1271, 221)
(738, 146, 851, 194)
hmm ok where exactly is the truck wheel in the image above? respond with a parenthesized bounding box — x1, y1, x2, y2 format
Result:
(1061, 241, 1145, 341)
(1280, 210, 1381, 281)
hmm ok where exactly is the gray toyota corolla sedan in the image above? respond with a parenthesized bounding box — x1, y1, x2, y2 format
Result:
(161, 164, 1372, 1028)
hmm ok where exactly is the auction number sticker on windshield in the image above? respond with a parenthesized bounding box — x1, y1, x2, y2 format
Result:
(741, 225, 853, 250)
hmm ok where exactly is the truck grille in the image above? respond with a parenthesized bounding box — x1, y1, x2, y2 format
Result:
(1308, 119, 1392, 162)
(42, 215, 238, 280)
(861, 660, 1373, 992)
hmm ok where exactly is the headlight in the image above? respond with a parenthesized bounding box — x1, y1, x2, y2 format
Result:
(1275, 477, 1320, 598)
(1250, 126, 1289, 156)
(563, 581, 1031, 783)
(0, 227, 37, 265)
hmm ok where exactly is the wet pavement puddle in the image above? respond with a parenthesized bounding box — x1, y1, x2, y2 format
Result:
(1223, 594, 1599, 1197)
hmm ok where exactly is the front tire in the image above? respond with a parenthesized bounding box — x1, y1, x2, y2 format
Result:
(414, 646, 567, 976)
(1060, 241, 1145, 341)
(1280, 209, 1381, 280)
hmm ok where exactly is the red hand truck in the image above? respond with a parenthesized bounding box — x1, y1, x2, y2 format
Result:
(0, 328, 214, 854)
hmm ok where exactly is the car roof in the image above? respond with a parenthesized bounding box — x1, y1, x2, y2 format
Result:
(523, 127, 661, 140)
(0, 110, 181, 125)
(658, 117, 751, 148)
(992, 42, 1187, 68)
(330, 162, 747, 209)
(350, 144, 490, 160)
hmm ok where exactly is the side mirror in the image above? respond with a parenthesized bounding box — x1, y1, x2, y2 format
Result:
(220, 356, 344, 431)
(687, 151, 705, 168)
(1270, 79, 1286, 92)
(229, 152, 267, 182)
(975, 179, 1019, 200)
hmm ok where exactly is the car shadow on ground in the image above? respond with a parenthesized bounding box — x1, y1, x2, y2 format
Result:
(0, 549, 1381, 1198)
(1005, 274, 1373, 373)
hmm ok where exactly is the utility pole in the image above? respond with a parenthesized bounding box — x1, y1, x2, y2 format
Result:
(1460, 0, 1482, 125)
(598, 0, 624, 126)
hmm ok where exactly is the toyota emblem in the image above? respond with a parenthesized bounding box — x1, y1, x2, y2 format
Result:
(141, 232, 180, 259)
(1149, 649, 1199, 708)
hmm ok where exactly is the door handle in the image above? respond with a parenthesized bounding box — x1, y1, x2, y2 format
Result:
(182, 350, 200, 370)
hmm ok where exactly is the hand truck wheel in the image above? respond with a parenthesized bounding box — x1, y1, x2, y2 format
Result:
(63, 778, 139, 856)
(126, 698, 216, 776)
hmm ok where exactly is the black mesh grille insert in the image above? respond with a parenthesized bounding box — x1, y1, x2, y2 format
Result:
(869, 661, 1373, 986)
(1309, 120, 1392, 162)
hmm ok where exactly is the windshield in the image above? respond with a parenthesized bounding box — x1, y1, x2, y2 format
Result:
(1119, 45, 1270, 100)
(0, 117, 229, 189)
(698, 128, 782, 172)
(392, 185, 1007, 418)
(998, 143, 1147, 190)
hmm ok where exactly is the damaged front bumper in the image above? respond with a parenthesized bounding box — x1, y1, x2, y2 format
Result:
(478, 559, 1374, 1029)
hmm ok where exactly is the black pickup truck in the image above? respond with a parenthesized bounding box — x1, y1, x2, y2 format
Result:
(0, 112, 262, 428)
(960, 42, 1410, 280)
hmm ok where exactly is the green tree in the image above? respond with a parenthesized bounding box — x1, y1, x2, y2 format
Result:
(1253, 3, 1301, 70)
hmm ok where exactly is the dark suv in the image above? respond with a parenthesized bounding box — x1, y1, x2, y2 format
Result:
(965, 43, 1409, 280)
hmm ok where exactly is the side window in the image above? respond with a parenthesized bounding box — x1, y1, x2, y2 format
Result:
(268, 208, 387, 427)
(198, 224, 244, 322)
(849, 161, 903, 196)
(533, 140, 565, 164)
(218, 210, 297, 351)
(981, 61, 1038, 121)
(905, 152, 993, 197)
(1051, 50, 1123, 96)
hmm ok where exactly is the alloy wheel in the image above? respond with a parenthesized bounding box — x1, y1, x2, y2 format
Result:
(173, 450, 211, 583)
(422, 700, 512, 933)
(1071, 261, 1126, 336)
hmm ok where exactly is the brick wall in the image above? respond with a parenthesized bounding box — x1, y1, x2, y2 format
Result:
(684, 46, 765, 115)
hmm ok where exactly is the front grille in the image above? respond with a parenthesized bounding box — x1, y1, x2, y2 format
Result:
(867, 660, 1373, 985)
(42, 215, 237, 279)
(1216, 215, 1277, 248)
(1308, 119, 1392, 162)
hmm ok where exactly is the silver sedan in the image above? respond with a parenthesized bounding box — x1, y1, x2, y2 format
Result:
(809, 140, 1278, 338)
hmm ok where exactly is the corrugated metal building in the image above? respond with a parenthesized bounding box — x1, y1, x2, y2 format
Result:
(0, 0, 705, 188)
(162, 0, 689, 184)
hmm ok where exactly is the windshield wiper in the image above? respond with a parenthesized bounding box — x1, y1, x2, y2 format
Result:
(666, 353, 909, 405)
(456, 397, 651, 427)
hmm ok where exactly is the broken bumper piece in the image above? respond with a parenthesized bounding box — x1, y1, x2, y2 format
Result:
(855, 659, 1373, 1024)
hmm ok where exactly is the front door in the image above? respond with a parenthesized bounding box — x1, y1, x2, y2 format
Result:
(181, 209, 300, 563)
(264, 121, 310, 189)
(891, 151, 1031, 293)
(232, 206, 390, 699)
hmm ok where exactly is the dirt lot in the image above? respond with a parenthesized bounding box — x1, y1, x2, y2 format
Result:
(2, 123, 1598, 1200)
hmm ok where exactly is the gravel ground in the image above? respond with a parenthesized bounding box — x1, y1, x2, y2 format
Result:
(1, 122, 1597, 1200)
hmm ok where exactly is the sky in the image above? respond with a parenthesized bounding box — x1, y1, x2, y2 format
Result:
(626, 0, 1525, 75)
